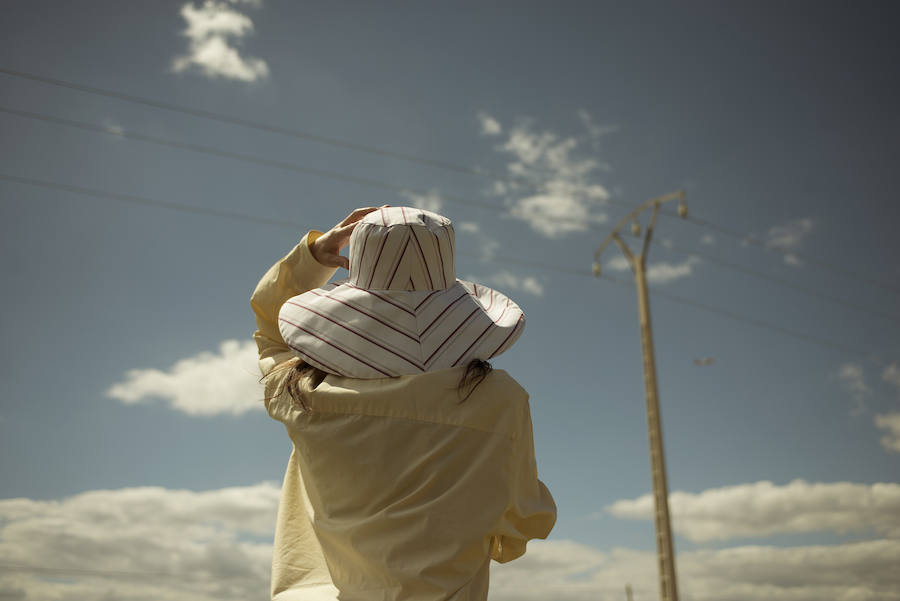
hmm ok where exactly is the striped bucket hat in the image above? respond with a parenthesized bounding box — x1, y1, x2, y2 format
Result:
(278, 206, 525, 379)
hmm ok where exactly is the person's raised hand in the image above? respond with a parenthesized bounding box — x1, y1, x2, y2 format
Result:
(310, 206, 387, 269)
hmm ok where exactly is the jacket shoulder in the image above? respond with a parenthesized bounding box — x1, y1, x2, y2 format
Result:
(489, 369, 527, 392)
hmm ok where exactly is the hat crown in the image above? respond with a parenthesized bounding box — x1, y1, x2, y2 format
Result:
(348, 207, 456, 291)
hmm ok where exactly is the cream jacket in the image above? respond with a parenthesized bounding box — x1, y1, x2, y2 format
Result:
(250, 231, 557, 601)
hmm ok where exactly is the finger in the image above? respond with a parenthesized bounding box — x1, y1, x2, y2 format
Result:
(319, 254, 345, 269)
(339, 206, 379, 227)
(332, 221, 361, 248)
(338, 255, 350, 270)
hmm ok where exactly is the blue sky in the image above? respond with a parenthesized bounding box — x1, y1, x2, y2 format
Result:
(1, 1, 899, 599)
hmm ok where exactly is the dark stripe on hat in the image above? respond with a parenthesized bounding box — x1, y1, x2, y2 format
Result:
(452, 319, 495, 367)
(387, 235, 412, 289)
(353, 226, 372, 284)
(409, 227, 434, 290)
(493, 298, 511, 323)
(344, 284, 416, 316)
(490, 314, 524, 358)
(415, 290, 440, 311)
(433, 235, 446, 288)
(284, 342, 343, 375)
(425, 308, 480, 366)
(421, 291, 469, 337)
(366, 227, 391, 289)
(287, 303, 424, 370)
(280, 316, 392, 377)
(442, 224, 455, 258)
(305, 292, 418, 341)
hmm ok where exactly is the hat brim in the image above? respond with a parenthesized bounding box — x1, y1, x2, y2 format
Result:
(278, 279, 525, 379)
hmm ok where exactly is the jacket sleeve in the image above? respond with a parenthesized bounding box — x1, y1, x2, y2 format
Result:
(490, 397, 558, 563)
(250, 231, 338, 416)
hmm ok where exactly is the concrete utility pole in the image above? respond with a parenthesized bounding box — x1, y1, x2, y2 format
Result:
(593, 191, 688, 601)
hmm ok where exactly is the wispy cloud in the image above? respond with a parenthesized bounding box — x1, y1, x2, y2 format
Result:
(401, 188, 443, 213)
(745, 217, 815, 267)
(457, 221, 480, 234)
(575, 109, 618, 148)
(478, 112, 611, 238)
(466, 271, 544, 297)
(171, 0, 269, 82)
(106, 339, 262, 416)
(101, 118, 125, 137)
(883, 361, 900, 394)
(875, 413, 900, 453)
(835, 362, 871, 414)
(605, 479, 900, 542)
(477, 111, 502, 136)
(605, 255, 701, 284)
(700, 233, 715, 245)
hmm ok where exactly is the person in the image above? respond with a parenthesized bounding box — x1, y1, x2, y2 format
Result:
(250, 205, 556, 601)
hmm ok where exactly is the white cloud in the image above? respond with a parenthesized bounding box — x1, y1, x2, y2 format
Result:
(763, 217, 814, 267)
(106, 339, 263, 416)
(401, 188, 443, 213)
(835, 362, 870, 414)
(700, 233, 715, 245)
(3, 485, 900, 601)
(875, 413, 900, 453)
(171, 0, 269, 82)
(101, 118, 125, 137)
(766, 217, 814, 250)
(484, 117, 611, 238)
(509, 194, 608, 238)
(477, 111, 502, 136)
(0, 483, 278, 601)
(605, 255, 701, 284)
(605, 479, 900, 542)
(465, 271, 544, 297)
(479, 239, 500, 261)
(490, 538, 900, 601)
(575, 109, 618, 147)
(457, 221, 480, 234)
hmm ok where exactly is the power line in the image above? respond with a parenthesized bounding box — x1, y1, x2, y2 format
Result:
(7, 104, 895, 324)
(0, 172, 876, 359)
(0, 65, 525, 182)
(659, 239, 900, 326)
(3, 67, 894, 297)
(658, 208, 900, 297)
(597, 271, 874, 358)
(0, 173, 300, 229)
(0, 105, 526, 217)
(4, 98, 896, 333)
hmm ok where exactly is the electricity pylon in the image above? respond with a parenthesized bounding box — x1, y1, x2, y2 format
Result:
(593, 191, 688, 601)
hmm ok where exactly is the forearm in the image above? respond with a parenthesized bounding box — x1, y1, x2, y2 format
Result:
(250, 231, 338, 375)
